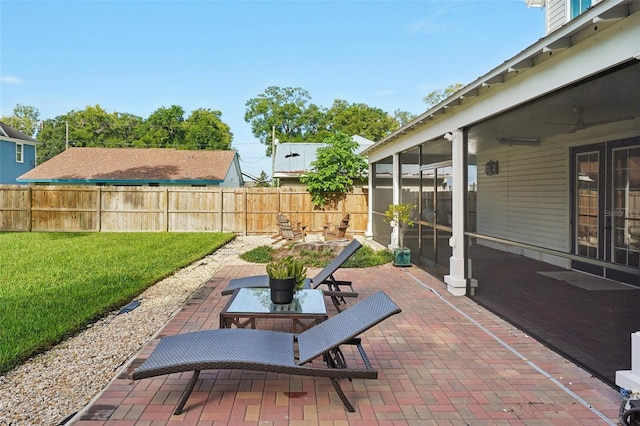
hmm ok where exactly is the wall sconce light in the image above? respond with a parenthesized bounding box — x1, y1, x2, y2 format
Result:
(496, 137, 540, 146)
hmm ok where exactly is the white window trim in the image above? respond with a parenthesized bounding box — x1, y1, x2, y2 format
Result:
(16, 143, 24, 163)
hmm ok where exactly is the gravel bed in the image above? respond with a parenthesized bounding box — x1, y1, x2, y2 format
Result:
(0, 235, 278, 426)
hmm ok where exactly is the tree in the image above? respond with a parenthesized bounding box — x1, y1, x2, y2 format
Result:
(183, 108, 233, 150)
(317, 100, 399, 142)
(393, 109, 416, 127)
(136, 105, 186, 148)
(244, 86, 320, 155)
(300, 132, 368, 207)
(1, 104, 40, 137)
(423, 83, 464, 108)
(254, 170, 271, 187)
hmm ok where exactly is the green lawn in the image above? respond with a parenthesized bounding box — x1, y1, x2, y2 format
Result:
(0, 232, 235, 374)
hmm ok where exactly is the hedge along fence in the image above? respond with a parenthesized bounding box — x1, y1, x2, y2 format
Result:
(0, 185, 368, 235)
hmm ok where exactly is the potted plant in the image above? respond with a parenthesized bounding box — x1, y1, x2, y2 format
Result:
(265, 256, 307, 304)
(384, 203, 416, 267)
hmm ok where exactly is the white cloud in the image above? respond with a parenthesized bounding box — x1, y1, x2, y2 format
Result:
(374, 89, 396, 97)
(1, 76, 24, 84)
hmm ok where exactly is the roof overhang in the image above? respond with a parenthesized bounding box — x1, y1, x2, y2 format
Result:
(362, 0, 638, 158)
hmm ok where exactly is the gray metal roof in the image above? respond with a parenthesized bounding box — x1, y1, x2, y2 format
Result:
(273, 135, 373, 176)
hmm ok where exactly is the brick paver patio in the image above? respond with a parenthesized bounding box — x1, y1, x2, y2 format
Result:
(73, 262, 622, 425)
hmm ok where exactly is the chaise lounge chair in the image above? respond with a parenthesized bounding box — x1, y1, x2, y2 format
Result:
(221, 239, 362, 311)
(132, 290, 401, 414)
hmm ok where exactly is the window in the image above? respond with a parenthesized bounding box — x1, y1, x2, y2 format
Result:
(570, 0, 591, 19)
(16, 144, 23, 163)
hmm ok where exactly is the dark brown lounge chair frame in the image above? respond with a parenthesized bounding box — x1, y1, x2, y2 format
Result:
(221, 239, 362, 311)
(132, 291, 401, 414)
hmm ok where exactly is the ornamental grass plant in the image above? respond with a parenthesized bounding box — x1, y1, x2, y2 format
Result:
(0, 232, 235, 375)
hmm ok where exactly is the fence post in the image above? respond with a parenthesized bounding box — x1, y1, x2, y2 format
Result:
(27, 186, 32, 232)
(97, 187, 102, 232)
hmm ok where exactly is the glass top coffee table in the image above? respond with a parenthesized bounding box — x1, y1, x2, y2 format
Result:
(219, 288, 328, 332)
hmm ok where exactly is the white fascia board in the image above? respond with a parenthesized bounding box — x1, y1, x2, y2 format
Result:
(367, 11, 639, 163)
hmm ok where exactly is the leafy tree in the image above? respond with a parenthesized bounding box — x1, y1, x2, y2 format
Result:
(136, 105, 186, 148)
(393, 109, 416, 127)
(36, 117, 68, 162)
(1, 104, 40, 137)
(183, 108, 233, 150)
(300, 132, 368, 207)
(423, 83, 464, 108)
(244, 86, 321, 155)
(35, 105, 144, 162)
(317, 99, 399, 142)
(255, 170, 271, 187)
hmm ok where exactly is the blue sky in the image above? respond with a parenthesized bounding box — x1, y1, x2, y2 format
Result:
(0, 0, 544, 177)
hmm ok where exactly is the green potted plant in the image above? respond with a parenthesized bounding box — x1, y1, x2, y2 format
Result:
(384, 203, 416, 267)
(265, 256, 307, 304)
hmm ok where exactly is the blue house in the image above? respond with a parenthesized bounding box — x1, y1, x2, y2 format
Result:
(0, 121, 39, 184)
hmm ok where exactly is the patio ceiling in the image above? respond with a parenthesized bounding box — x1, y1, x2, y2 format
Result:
(468, 60, 640, 153)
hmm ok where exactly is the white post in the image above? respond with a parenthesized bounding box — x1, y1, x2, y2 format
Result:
(617, 332, 640, 392)
(390, 153, 401, 249)
(365, 163, 374, 239)
(444, 129, 468, 296)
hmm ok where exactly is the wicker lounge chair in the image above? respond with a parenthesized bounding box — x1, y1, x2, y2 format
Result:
(221, 239, 362, 311)
(132, 290, 400, 414)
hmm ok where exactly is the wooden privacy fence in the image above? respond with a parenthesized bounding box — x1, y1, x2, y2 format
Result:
(0, 185, 368, 235)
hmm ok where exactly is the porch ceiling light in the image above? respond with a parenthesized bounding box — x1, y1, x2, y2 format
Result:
(496, 137, 540, 146)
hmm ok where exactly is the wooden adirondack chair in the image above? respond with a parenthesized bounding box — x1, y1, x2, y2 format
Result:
(324, 213, 350, 240)
(272, 213, 306, 244)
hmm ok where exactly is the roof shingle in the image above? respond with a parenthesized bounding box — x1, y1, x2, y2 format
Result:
(19, 147, 237, 183)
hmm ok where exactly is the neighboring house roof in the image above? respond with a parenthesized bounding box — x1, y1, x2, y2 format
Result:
(0, 121, 38, 143)
(18, 147, 239, 184)
(273, 135, 373, 177)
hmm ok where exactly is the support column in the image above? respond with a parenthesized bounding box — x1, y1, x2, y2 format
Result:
(617, 332, 640, 392)
(390, 153, 401, 249)
(365, 163, 374, 239)
(444, 129, 468, 296)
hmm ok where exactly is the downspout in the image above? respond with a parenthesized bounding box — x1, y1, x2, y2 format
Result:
(444, 129, 468, 296)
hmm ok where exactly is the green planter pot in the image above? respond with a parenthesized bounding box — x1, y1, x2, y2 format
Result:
(269, 277, 296, 304)
(393, 248, 411, 267)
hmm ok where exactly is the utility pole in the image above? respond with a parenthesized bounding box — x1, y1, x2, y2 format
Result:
(65, 121, 69, 150)
(271, 125, 278, 187)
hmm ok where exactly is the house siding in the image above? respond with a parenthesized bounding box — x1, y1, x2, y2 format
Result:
(0, 140, 36, 184)
(547, 0, 567, 33)
(477, 141, 570, 254)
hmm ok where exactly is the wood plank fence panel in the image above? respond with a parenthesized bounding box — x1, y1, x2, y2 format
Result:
(100, 188, 166, 232)
(0, 185, 30, 231)
(244, 188, 280, 235)
(0, 185, 369, 235)
(168, 188, 221, 232)
(31, 186, 98, 232)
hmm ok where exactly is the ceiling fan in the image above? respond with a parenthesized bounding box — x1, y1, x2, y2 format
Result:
(547, 108, 635, 133)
